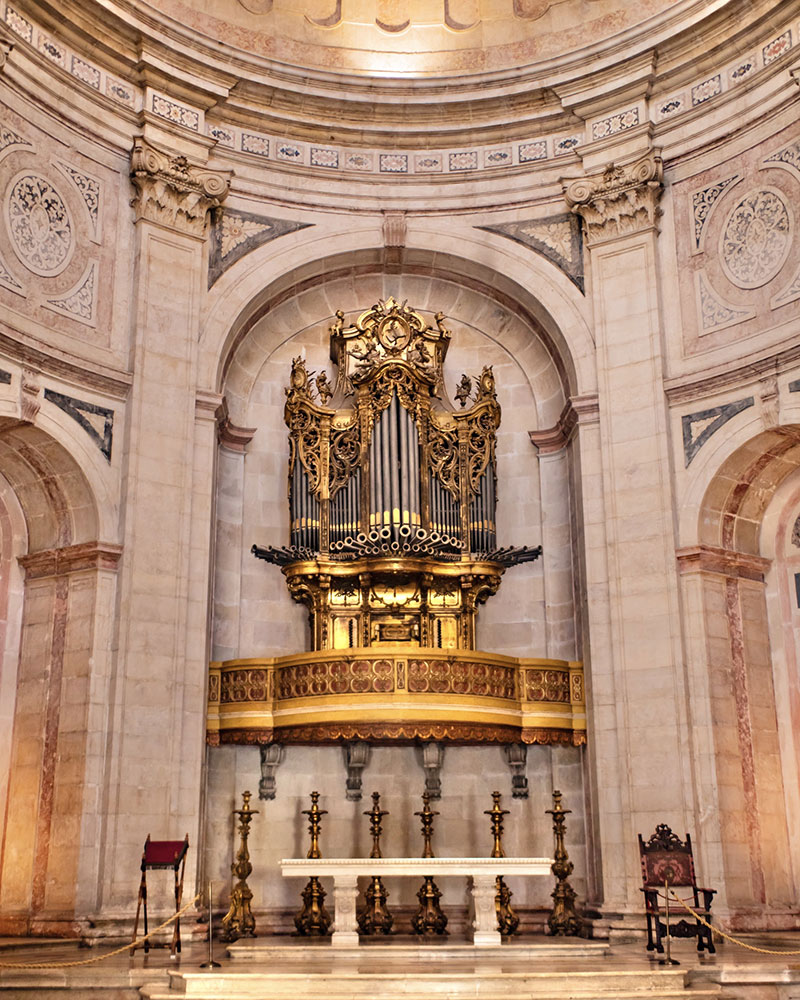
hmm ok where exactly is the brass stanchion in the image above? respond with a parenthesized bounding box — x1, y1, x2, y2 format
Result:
(659, 872, 679, 966)
(484, 790, 519, 936)
(357, 792, 393, 935)
(200, 880, 221, 968)
(220, 791, 258, 942)
(295, 791, 332, 935)
(545, 790, 581, 936)
(411, 791, 447, 935)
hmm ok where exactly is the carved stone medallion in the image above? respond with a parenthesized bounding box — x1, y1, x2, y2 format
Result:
(719, 188, 792, 289)
(6, 172, 74, 276)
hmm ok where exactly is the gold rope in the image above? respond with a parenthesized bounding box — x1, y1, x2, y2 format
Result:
(666, 889, 800, 956)
(0, 893, 202, 970)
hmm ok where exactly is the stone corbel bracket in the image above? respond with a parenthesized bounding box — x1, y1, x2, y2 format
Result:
(259, 743, 285, 800)
(130, 136, 232, 235)
(418, 741, 444, 800)
(563, 153, 663, 246)
(343, 741, 371, 801)
(504, 743, 529, 799)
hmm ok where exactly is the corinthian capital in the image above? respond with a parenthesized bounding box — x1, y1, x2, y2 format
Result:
(563, 153, 663, 245)
(130, 137, 231, 235)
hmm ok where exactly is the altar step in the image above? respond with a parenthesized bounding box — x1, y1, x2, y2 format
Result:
(142, 967, 722, 1000)
(226, 939, 613, 961)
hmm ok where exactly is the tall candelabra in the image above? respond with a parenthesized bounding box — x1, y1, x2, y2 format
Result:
(485, 790, 519, 936)
(357, 792, 393, 935)
(546, 789, 581, 936)
(411, 791, 447, 935)
(220, 790, 258, 942)
(295, 791, 332, 935)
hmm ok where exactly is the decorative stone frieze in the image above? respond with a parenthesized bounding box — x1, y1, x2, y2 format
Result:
(129, 137, 231, 235)
(563, 153, 663, 245)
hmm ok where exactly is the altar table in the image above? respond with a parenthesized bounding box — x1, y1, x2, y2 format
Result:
(280, 857, 553, 947)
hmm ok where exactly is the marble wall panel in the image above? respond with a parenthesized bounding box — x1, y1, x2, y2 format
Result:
(671, 118, 800, 360)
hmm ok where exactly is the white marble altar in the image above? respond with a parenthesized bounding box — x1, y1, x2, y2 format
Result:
(280, 857, 552, 946)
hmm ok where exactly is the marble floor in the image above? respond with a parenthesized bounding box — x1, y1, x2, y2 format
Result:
(1, 934, 800, 999)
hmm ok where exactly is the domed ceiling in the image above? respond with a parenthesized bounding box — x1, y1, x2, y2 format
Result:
(144, 0, 680, 76)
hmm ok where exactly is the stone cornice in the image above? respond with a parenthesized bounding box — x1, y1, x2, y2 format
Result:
(563, 153, 663, 246)
(213, 396, 256, 453)
(675, 545, 770, 582)
(130, 137, 231, 236)
(663, 342, 800, 405)
(529, 394, 600, 454)
(20, 542, 123, 579)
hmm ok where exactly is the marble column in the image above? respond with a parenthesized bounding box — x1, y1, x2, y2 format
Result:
(564, 154, 694, 919)
(97, 137, 230, 919)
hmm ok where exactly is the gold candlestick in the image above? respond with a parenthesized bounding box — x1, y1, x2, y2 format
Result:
(295, 791, 332, 935)
(411, 792, 447, 935)
(484, 790, 519, 936)
(545, 789, 581, 936)
(220, 790, 258, 942)
(357, 792, 393, 935)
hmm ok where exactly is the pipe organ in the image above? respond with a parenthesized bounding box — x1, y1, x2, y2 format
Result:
(208, 300, 585, 747)
(254, 298, 540, 652)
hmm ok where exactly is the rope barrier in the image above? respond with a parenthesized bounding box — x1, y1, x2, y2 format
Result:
(666, 889, 800, 956)
(0, 893, 202, 970)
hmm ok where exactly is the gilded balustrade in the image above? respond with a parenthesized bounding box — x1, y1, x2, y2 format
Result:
(206, 648, 585, 745)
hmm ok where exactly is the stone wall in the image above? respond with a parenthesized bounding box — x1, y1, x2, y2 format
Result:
(0, 0, 799, 939)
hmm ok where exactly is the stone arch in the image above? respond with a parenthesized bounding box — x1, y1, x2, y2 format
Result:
(0, 422, 120, 936)
(677, 424, 800, 926)
(203, 243, 595, 925)
(698, 424, 800, 555)
(199, 229, 596, 405)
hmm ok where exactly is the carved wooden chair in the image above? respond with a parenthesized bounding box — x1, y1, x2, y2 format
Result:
(638, 824, 716, 955)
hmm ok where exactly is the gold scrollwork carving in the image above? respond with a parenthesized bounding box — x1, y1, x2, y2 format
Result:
(428, 424, 460, 498)
(329, 421, 360, 497)
(467, 406, 499, 494)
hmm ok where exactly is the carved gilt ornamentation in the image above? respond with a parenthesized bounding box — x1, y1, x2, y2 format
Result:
(564, 153, 664, 245)
(130, 137, 231, 235)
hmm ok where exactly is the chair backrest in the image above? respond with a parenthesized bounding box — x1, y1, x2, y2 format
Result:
(141, 834, 189, 871)
(638, 823, 697, 888)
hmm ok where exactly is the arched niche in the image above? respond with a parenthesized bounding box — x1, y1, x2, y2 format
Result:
(678, 424, 800, 927)
(0, 421, 121, 936)
(203, 260, 592, 933)
(214, 267, 575, 664)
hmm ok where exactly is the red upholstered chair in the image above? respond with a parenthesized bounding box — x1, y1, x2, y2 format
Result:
(638, 824, 716, 956)
(132, 834, 189, 955)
